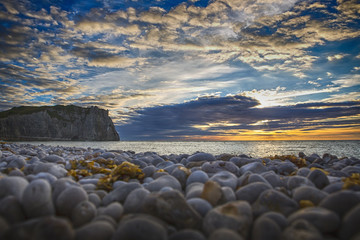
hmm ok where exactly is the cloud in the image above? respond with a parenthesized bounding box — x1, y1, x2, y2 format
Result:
(118, 95, 360, 140)
(327, 54, 348, 61)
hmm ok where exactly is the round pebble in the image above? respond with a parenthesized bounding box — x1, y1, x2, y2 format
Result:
(113, 217, 167, 240)
(209, 228, 244, 240)
(71, 201, 96, 228)
(186, 170, 209, 185)
(307, 169, 330, 189)
(235, 182, 272, 204)
(56, 186, 88, 217)
(339, 203, 360, 240)
(319, 190, 360, 217)
(252, 216, 282, 240)
(0, 176, 28, 200)
(203, 200, 252, 237)
(145, 175, 181, 192)
(282, 219, 322, 240)
(75, 221, 115, 240)
(21, 179, 55, 218)
(169, 229, 206, 240)
(0, 195, 26, 224)
(288, 207, 340, 233)
(252, 189, 299, 217)
(210, 171, 237, 190)
(187, 197, 213, 217)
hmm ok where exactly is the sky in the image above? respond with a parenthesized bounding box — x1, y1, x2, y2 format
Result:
(0, 0, 359, 140)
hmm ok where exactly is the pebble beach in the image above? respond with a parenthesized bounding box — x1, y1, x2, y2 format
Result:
(0, 142, 360, 240)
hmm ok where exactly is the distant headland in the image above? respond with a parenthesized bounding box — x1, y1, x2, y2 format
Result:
(0, 105, 120, 141)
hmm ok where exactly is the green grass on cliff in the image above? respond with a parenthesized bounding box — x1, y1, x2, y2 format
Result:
(0, 105, 91, 119)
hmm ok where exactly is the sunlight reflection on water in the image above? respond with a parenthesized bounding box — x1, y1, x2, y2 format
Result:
(16, 141, 360, 158)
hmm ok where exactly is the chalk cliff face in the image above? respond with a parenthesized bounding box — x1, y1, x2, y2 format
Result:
(0, 105, 120, 141)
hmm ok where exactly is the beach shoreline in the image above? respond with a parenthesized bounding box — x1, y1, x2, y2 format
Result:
(0, 142, 359, 239)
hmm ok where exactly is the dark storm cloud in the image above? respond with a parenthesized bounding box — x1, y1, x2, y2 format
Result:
(118, 96, 360, 140)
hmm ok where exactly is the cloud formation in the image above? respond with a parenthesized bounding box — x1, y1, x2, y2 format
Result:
(0, 0, 360, 139)
(118, 95, 360, 140)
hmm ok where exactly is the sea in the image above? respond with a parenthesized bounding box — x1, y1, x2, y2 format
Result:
(14, 140, 360, 159)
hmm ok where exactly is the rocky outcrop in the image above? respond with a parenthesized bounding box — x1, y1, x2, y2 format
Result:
(0, 105, 120, 141)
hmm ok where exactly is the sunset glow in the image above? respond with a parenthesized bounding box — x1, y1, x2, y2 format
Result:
(1, 0, 359, 140)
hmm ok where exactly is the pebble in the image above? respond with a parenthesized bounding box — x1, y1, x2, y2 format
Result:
(186, 182, 204, 199)
(307, 169, 330, 189)
(239, 162, 267, 175)
(235, 182, 272, 204)
(143, 190, 202, 229)
(102, 182, 142, 205)
(259, 211, 288, 229)
(7, 156, 26, 169)
(99, 202, 123, 222)
(292, 186, 328, 205)
(0, 176, 28, 200)
(319, 190, 360, 217)
(287, 176, 315, 190)
(145, 175, 181, 192)
(252, 216, 282, 240)
(209, 171, 238, 190)
(75, 221, 115, 240)
(220, 186, 236, 203)
(71, 201, 96, 228)
(208, 228, 245, 240)
(282, 219, 322, 240)
(200, 180, 223, 206)
(171, 166, 190, 188)
(187, 197, 213, 217)
(123, 189, 149, 213)
(56, 186, 88, 217)
(0, 195, 26, 224)
(186, 170, 209, 185)
(88, 193, 101, 207)
(113, 217, 168, 240)
(338, 203, 360, 240)
(252, 189, 299, 217)
(3, 216, 74, 240)
(187, 152, 216, 163)
(277, 162, 297, 175)
(201, 161, 238, 175)
(169, 229, 206, 240)
(288, 207, 340, 233)
(261, 171, 283, 188)
(21, 179, 55, 218)
(203, 200, 252, 237)
(42, 155, 65, 163)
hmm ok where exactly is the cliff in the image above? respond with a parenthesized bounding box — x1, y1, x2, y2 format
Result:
(0, 105, 120, 141)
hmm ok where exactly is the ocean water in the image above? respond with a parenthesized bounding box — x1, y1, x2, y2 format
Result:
(15, 140, 360, 158)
